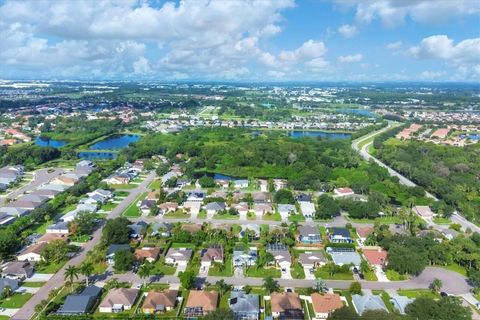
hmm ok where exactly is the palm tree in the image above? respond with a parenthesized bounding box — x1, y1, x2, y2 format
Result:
(64, 265, 79, 291)
(2, 285, 13, 299)
(216, 279, 231, 298)
(313, 278, 327, 293)
(263, 276, 279, 293)
(80, 261, 94, 286)
(430, 278, 443, 293)
(138, 262, 154, 286)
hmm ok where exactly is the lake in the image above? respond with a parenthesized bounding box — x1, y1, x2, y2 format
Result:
(77, 151, 117, 159)
(289, 131, 351, 139)
(88, 134, 140, 150)
(193, 172, 243, 180)
(35, 137, 67, 148)
(335, 108, 376, 117)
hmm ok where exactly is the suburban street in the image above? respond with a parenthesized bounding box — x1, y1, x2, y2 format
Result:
(11, 171, 156, 320)
(0, 168, 65, 206)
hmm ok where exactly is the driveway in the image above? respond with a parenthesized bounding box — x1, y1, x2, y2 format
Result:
(374, 266, 389, 282)
(198, 264, 210, 277)
(281, 266, 292, 279)
(0, 308, 19, 317)
(304, 267, 315, 280)
(175, 264, 187, 276)
(25, 273, 53, 282)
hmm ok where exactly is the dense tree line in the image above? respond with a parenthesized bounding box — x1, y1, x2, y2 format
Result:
(377, 141, 480, 223)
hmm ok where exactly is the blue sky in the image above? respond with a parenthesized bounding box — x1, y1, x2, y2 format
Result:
(0, 0, 479, 81)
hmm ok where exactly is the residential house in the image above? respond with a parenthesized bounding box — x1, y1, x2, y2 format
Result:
(363, 249, 388, 267)
(77, 160, 95, 170)
(99, 288, 139, 313)
(184, 291, 218, 317)
(86, 189, 113, 203)
(183, 201, 201, 215)
(333, 187, 354, 197)
(328, 228, 352, 244)
(205, 202, 226, 216)
(270, 292, 303, 319)
(229, 291, 260, 320)
(351, 294, 388, 316)
(310, 293, 343, 319)
(158, 202, 178, 215)
(18, 194, 49, 204)
(356, 227, 373, 245)
(252, 192, 270, 204)
(17, 242, 48, 262)
(0, 213, 16, 226)
(9, 200, 40, 211)
(234, 179, 249, 189)
(57, 285, 102, 315)
(258, 179, 268, 192)
(298, 225, 321, 244)
(106, 244, 132, 265)
(38, 183, 69, 192)
(165, 248, 193, 266)
(240, 224, 260, 240)
(162, 171, 178, 184)
(389, 295, 414, 315)
(200, 245, 224, 267)
(253, 203, 273, 217)
(135, 247, 161, 263)
(46, 221, 70, 234)
(272, 179, 287, 191)
(2, 261, 34, 280)
(51, 175, 77, 186)
(0, 278, 19, 292)
(105, 175, 130, 185)
(150, 222, 173, 237)
(278, 204, 296, 220)
(232, 202, 249, 216)
(186, 190, 206, 202)
(30, 189, 61, 198)
(142, 290, 178, 314)
(233, 247, 258, 267)
(299, 201, 315, 219)
(327, 248, 361, 269)
(128, 221, 148, 239)
(267, 244, 292, 272)
(139, 199, 157, 215)
(298, 252, 327, 270)
(0, 207, 29, 217)
(296, 193, 311, 202)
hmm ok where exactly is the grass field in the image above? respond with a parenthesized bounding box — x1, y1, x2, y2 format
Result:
(291, 262, 305, 279)
(245, 267, 281, 278)
(208, 257, 233, 277)
(36, 260, 67, 274)
(0, 293, 33, 308)
(439, 263, 467, 276)
(213, 213, 240, 220)
(164, 210, 190, 219)
(315, 266, 353, 280)
(123, 192, 147, 217)
(398, 289, 439, 299)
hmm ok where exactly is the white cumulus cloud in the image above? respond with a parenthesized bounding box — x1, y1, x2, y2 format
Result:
(337, 54, 363, 63)
(338, 24, 358, 38)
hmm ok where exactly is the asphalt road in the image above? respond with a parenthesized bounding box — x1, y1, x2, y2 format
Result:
(352, 125, 480, 233)
(99, 266, 472, 295)
(0, 168, 64, 206)
(11, 171, 156, 320)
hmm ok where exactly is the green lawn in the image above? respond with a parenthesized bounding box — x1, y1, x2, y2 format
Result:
(315, 267, 353, 280)
(164, 210, 191, 219)
(122, 192, 147, 217)
(70, 234, 91, 243)
(111, 183, 139, 189)
(363, 269, 378, 281)
(197, 211, 207, 219)
(398, 289, 440, 299)
(115, 191, 130, 197)
(0, 293, 33, 308)
(288, 214, 305, 223)
(433, 217, 451, 224)
(213, 213, 240, 220)
(247, 212, 256, 220)
(100, 202, 118, 211)
(439, 263, 467, 276)
(262, 212, 281, 221)
(21, 281, 46, 287)
(36, 260, 67, 274)
(149, 179, 161, 190)
(372, 291, 395, 313)
(171, 243, 197, 249)
(152, 261, 177, 275)
(92, 262, 108, 274)
(291, 262, 305, 279)
(245, 267, 281, 278)
(208, 257, 233, 276)
(385, 269, 408, 281)
(348, 216, 402, 224)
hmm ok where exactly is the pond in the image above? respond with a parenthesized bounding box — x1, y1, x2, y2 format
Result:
(193, 172, 244, 180)
(460, 134, 480, 141)
(289, 131, 351, 139)
(77, 151, 117, 160)
(88, 134, 140, 150)
(335, 108, 376, 117)
(35, 137, 67, 148)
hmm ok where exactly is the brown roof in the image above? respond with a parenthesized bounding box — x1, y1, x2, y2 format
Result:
(19, 242, 48, 256)
(356, 226, 374, 238)
(201, 246, 224, 262)
(142, 290, 178, 309)
(135, 247, 161, 261)
(55, 176, 77, 185)
(99, 288, 139, 308)
(311, 293, 343, 314)
(363, 249, 388, 265)
(159, 202, 178, 211)
(146, 191, 159, 200)
(186, 291, 218, 312)
(37, 233, 69, 243)
(271, 293, 302, 313)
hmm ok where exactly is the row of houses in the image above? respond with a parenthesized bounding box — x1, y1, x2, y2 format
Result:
(103, 160, 144, 185)
(0, 165, 24, 191)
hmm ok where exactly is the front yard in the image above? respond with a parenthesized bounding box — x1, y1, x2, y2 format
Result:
(314, 266, 353, 280)
(245, 266, 281, 278)
(0, 293, 33, 308)
(208, 257, 233, 276)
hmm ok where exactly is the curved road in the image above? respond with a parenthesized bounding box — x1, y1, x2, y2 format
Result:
(352, 125, 480, 233)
